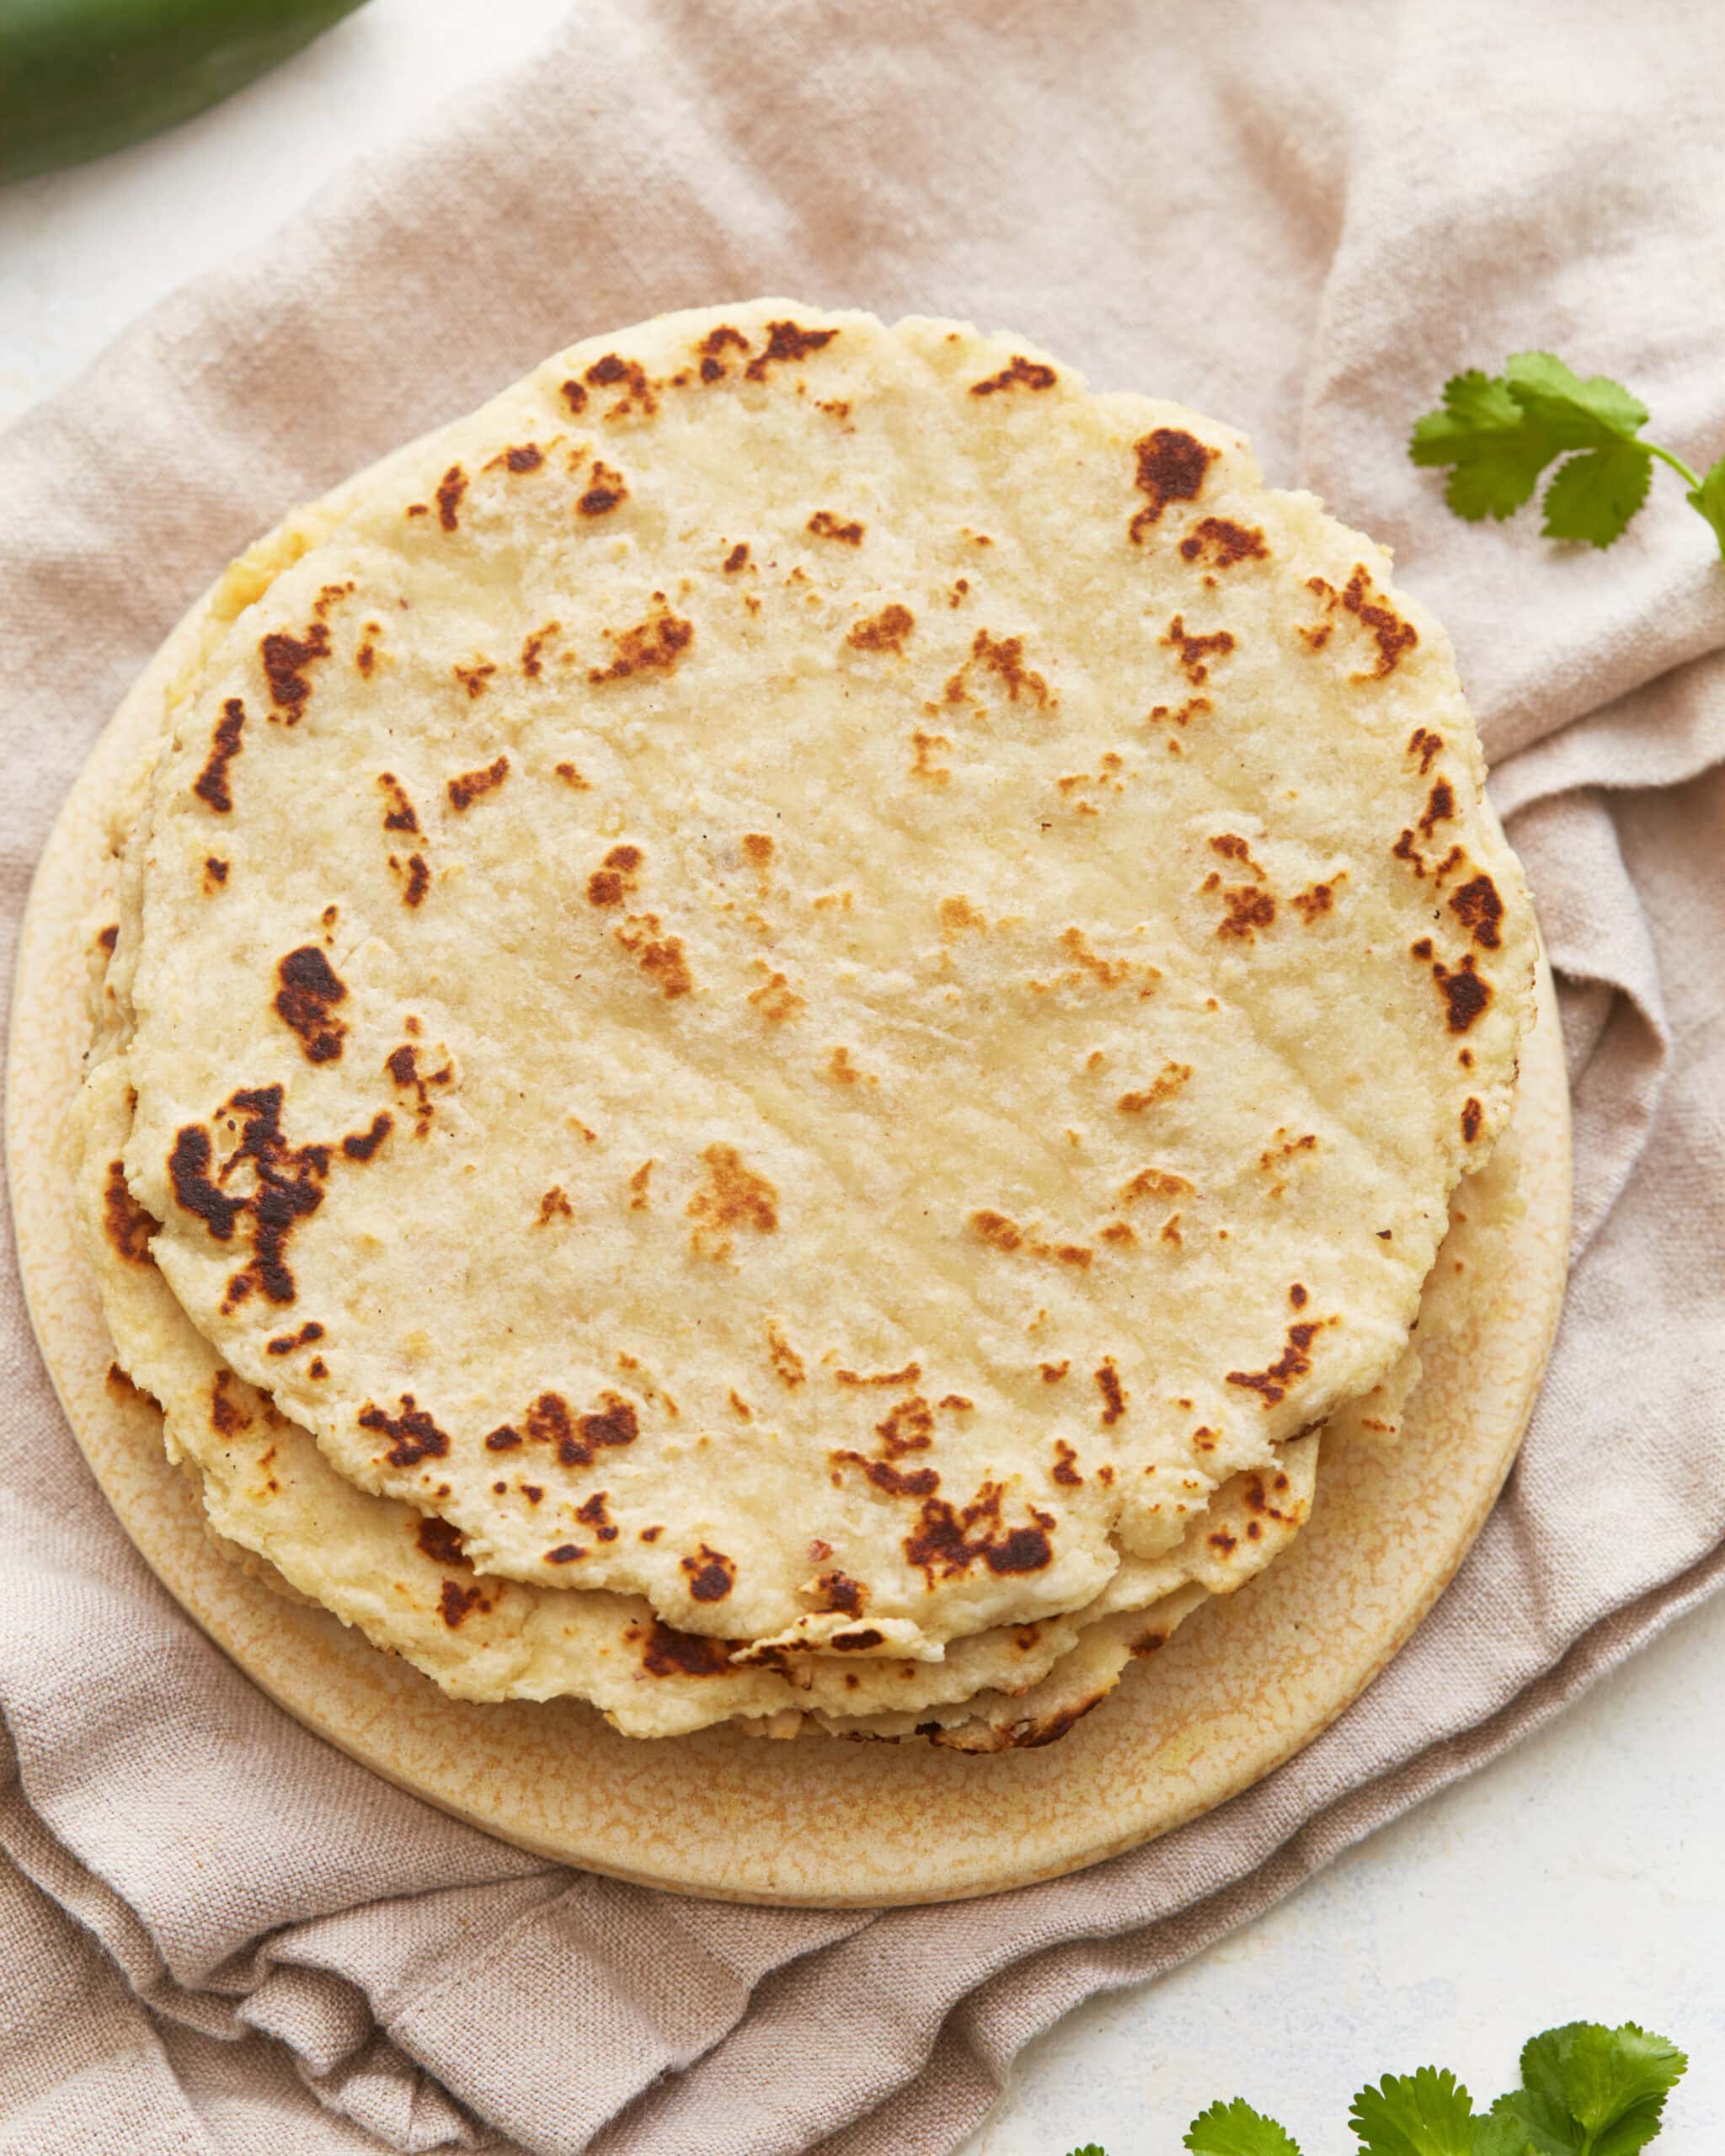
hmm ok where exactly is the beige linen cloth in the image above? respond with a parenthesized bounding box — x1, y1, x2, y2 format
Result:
(3, 4, 1724, 2150)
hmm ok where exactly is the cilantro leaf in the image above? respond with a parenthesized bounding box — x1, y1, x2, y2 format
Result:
(1184, 2096, 1302, 2156)
(1408, 371, 1563, 520)
(1062, 2145, 1108, 2155)
(1410, 350, 1722, 559)
(1408, 368, 1528, 460)
(1471, 2112, 1540, 2156)
(1551, 2023, 1685, 2156)
(1350, 2067, 1480, 2156)
(1686, 452, 1725, 560)
(1491, 2089, 1583, 2156)
(1501, 353, 1649, 448)
(1539, 444, 1653, 547)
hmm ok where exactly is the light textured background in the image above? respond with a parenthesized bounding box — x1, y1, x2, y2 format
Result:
(2, 6, 1720, 2150)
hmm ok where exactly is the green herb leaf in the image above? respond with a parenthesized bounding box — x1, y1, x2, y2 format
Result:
(1062, 2145, 1109, 2156)
(1407, 371, 1563, 520)
(1471, 2111, 1540, 2156)
(1408, 368, 1528, 462)
(1502, 354, 1650, 447)
(1539, 444, 1653, 547)
(1490, 2089, 1583, 2156)
(1535, 2023, 1686, 2156)
(1410, 351, 1722, 559)
(1349, 2067, 1481, 2156)
(1686, 452, 1725, 560)
(1184, 2096, 1303, 2156)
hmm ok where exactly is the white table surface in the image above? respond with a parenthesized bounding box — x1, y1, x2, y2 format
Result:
(3, 8, 1720, 2151)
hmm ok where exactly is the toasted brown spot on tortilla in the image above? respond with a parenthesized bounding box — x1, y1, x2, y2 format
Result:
(193, 700, 246, 811)
(681, 1544, 736, 1602)
(1227, 1321, 1320, 1406)
(393, 853, 430, 908)
(587, 841, 643, 907)
(817, 1571, 865, 1615)
(446, 754, 510, 810)
(415, 1514, 468, 1568)
(274, 946, 348, 1063)
(1162, 614, 1235, 686)
(903, 1483, 1055, 1583)
(1461, 1095, 1484, 1143)
(1095, 1359, 1126, 1424)
(744, 319, 839, 381)
(521, 622, 560, 677)
(1117, 1062, 1192, 1115)
(971, 1209, 1023, 1253)
(1431, 951, 1493, 1033)
(105, 1360, 145, 1404)
(260, 623, 332, 722)
(1179, 516, 1268, 569)
(846, 603, 915, 654)
(102, 1161, 154, 1263)
(585, 353, 657, 416)
(210, 1369, 250, 1436)
(970, 355, 1056, 395)
(1305, 564, 1418, 679)
(808, 510, 864, 543)
(575, 1492, 619, 1543)
(748, 968, 804, 1023)
(268, 1320, 325, 1356)
(358, 1393, 451, 1468)
(687, 1143, 777, 1258)
(836, 1362, 922, 1390)
(1418, 779, 1457, 837)
(1130, 429, 1217, 542)
(766, 1321, 806, 1388)
(1291, 878, 1340, 923)
(439, 1581, 483, 1627)
(642, 1620, 733, 1676)
(435, 466, 468, 531)
(588, 610, 693, 684)
(613, 912, 692, 998)
(578, 459, 628, 516)
(377, 772, 420, 833)
(964, 627, 1052, 707)
(1449, 873, 1504, 950)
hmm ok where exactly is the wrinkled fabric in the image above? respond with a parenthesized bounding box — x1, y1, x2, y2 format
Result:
(2, 4, 1722, 2150)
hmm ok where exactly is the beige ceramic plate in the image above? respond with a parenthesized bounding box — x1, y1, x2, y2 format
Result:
(8, 595, 1570, 1908)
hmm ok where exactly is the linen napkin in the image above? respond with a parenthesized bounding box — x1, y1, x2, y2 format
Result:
(3, 4, 1723, 2150)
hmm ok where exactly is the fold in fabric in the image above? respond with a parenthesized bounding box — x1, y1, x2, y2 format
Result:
(1, 4, 1722, 2151)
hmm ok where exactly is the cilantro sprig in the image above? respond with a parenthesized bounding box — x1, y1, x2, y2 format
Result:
(1056, 2018, 1687, 2156)
(1409, 353, 1725, 558)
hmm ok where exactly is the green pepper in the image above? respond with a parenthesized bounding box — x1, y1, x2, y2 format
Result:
(1, 0, 372, 185)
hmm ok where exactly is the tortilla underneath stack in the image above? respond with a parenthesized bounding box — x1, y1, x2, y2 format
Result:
(70, 299, 1535, 1748)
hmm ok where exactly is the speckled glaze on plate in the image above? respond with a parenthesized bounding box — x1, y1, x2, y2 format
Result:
(7, 572, 1570, 1908)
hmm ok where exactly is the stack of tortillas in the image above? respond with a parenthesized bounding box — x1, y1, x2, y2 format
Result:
(68, 300, 1535, 1750)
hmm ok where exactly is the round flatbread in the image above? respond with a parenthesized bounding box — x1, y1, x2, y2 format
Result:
(71, 1055, 1311, 1739)
(99, 299, 1534, 1661)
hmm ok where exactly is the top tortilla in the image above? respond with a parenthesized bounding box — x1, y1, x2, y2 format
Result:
(103, 298, 1534, 1655)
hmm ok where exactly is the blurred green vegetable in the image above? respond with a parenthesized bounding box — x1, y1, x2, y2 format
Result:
(1, 0, 371, 184)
